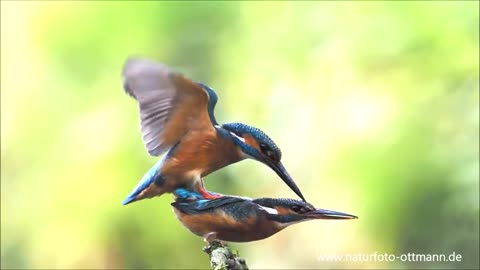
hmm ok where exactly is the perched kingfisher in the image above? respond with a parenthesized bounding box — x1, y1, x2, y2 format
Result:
(121, 58, 306, 205)
(171, 188, 357, 243)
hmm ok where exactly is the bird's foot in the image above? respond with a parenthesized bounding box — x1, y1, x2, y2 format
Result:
(198, 186, 223, 200)
(203, 232, 221, 245)
(203, 193, 223, 200)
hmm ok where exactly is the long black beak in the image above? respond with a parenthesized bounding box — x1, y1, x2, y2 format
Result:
(266, 160, 306, 202)
(306, 208, 358, 220)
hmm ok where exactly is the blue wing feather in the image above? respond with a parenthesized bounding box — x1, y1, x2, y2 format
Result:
(197, 82, 218, 126)
(171, 194, 246, 215)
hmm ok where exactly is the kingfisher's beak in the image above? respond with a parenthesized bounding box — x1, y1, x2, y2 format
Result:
(266, 160, 306, 202)
(306, 208, 358, 220)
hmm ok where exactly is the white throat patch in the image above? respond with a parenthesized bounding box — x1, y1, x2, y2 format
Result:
(259, 206, 278, 215)
(229, 132, 246, 143)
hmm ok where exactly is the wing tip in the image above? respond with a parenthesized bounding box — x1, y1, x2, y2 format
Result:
(122, 56, 144, 98)
(122, 79, 135, 98)
(121, 56, 175, 98)
(122, 56, 170, 76)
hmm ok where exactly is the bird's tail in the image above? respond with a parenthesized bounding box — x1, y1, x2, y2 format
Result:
(122, 161, 164, 205)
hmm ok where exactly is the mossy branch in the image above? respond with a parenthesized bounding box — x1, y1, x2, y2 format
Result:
(203, 240, 249, 270)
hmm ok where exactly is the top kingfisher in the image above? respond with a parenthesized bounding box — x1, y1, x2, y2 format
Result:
(121, 57, 306, 205)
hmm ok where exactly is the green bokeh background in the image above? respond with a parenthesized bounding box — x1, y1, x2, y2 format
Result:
(1, 1, 478, 269)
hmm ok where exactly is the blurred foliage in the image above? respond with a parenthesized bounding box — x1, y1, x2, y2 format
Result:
(1, 1, 478, 269)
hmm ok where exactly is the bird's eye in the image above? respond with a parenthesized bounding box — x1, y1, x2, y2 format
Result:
(266, 150, 275, 159)
(291, 205, 301, 212)
(259, 143, 279, 161)
(260, 143, 269, 152)
(291, 205, 313, 213)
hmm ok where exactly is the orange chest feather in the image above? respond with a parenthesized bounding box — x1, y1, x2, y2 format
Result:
(163, 131, 241, 176)
(173, 207, 283, 242)
(173, 208, 252, 234)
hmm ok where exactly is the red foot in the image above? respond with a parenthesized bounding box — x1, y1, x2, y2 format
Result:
(198, 186, 223, 199)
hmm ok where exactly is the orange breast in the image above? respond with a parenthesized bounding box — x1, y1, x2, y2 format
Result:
(162, 130, 242, 181)
(173, 207, 282, 242)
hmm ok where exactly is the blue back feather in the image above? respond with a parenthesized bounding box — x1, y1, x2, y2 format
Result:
(174, 188, 204, 200)
(172, 189, 247, 216)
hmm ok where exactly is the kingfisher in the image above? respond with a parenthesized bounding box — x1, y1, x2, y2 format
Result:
(121, 57, 306, 205)
(171, 188, 357, 243)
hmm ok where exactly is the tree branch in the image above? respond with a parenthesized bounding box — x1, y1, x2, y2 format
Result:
(203, 240, 249, 270)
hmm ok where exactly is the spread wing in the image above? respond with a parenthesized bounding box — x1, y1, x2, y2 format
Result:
(122, 58, 217, 156)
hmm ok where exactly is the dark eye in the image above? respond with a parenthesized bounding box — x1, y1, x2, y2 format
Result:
(260, 143, 269, 152)
(291, 205, 301, 212)
(260, 144, 276, 160)
(266, 150, 275, 159)
(291, 205, 313, 213)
